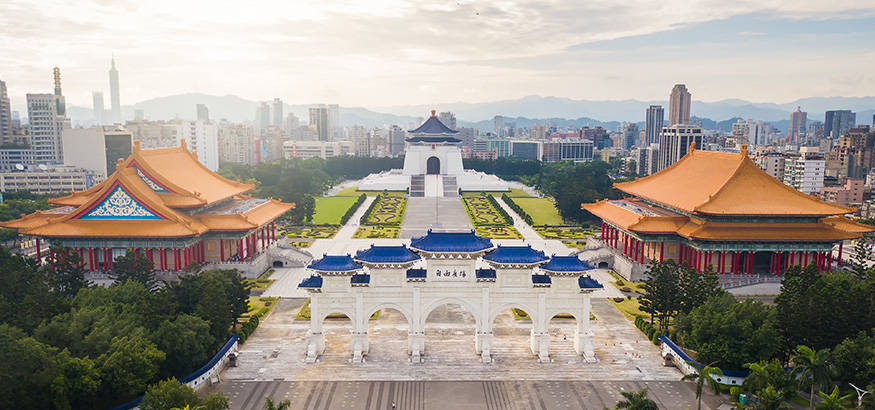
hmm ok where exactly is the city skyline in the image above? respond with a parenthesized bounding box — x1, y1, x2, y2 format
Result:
(1, 1, 874, 110)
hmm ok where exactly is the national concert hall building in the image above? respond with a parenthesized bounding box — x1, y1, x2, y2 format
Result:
(2, 140, 293, 274)
(582, 144, 874, 280)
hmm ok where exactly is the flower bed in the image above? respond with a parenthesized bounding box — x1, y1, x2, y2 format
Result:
(463, 196, 512, 226)
(361, 195, 407, 226)
(282, 225, 340, 239)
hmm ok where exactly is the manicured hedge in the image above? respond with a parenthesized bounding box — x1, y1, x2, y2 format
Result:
(502, 194, 534, 225)
(341, 194, 366, 225)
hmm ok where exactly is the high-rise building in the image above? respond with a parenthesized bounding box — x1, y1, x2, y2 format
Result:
(668, 84, 691, 126)
(109, 57, 121, 124)
(27, 93, 70, 164)
(438, 112, 457, 130)
(174, 120, 219, 171)
(309, 105, 330, 141)
(328, 104, 340, 129)
(789, 107, 807, 139)
(62, 126, 133, 177)
(644, 105, 664, 146)
(219, 124, 256, 166)
(53, 67, 66, 117)
(255, 102, 271, 130)
(92, 92, 105, 125)
(622, 122, 639, 150)
(783, 154, 825, 194)
(0, 78, 12, 145)
(196, 104, 210, 122)
(825, 110, 856, 138)
(493, 115, 504, 137)
(657, 124, 703, 172)
(284, 113, 300, 138)
(273, 98, 284, 128)
(387, 125, 405, 156)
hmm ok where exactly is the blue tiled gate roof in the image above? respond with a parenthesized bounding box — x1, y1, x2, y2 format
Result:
(408, 115, 459, 135)
(540, 255, 594, 273)
(355, 245, 422, 264)
(484, 245, 549, 264)
(307, 255, 363, 272)
(410, 230, 494, 253)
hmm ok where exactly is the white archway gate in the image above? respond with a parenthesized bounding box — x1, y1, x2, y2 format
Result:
(299, 232, 603, 364)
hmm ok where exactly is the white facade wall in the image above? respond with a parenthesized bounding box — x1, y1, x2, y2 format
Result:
(402, 144, 465, 175)
(174, 120, 219, 171)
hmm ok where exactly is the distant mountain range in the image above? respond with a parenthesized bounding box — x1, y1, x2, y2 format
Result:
(54, 93, 875, 132)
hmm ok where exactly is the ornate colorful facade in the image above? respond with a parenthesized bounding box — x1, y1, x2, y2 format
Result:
(583, 144, 874, 278)
(2, 140, 293, 272)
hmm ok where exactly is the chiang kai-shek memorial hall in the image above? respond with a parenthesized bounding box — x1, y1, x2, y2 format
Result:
(298, 231, 604, 364)
(1, 140, 294, 275)
(583, 144, 874, 280)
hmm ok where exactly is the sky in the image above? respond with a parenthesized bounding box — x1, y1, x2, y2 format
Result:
(1, 0, 875, 110)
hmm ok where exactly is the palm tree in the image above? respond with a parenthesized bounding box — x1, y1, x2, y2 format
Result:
(792, 345, 835, 410)
(614, 388, 659, 410)
(264, 397, 292, 410)
(815, 386, 853, 410)
(756, 386, 793, 410)
(681, 361, 724, 410)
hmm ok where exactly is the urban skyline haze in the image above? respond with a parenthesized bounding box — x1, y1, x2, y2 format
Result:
(1, 0, 874, 110)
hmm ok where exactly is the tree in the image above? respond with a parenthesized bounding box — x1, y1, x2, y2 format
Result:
(152, 314, 216, 379)
(141, 378, 229, 410)
(830, 330, 875, 388)
(263, 397, 292, 410)
(681, 362, 724, 410)
(850, 237, 871, 280)
(754, 385, 793, 410)
(0, 324, 61, 410)
(44, 244, 88, 299)
(0, 247, 67, 333)
(675, 293, 779, 370)
(792, 345, 835, 410)
(610, 388, 658, 410)
(815, 386, 854, 410)
(742, 360, 795, 403)
(640, 260, 682, 330)
(112, 249, 157, 288)
(97, 335, 166, 396)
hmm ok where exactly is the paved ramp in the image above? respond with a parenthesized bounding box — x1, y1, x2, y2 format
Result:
(401, 197, 472, 238)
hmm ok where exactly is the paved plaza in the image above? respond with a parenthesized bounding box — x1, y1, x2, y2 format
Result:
(218, 192, 728, 409)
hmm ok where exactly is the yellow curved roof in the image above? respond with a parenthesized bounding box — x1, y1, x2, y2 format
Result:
(614, 149, 853, 217)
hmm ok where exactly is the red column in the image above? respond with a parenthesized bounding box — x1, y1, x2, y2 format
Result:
(837, 242, 843, 266)
(804, 251, 809, 267)
(238, 239, 243, 260)
(104, 248, 111, 271)
(220, 239, 225, 261)
(747, 252, 754, 274)
(261, 228, 266, 249)
(659, 242, 664, 263)
(827, 253, 832, 273)
(623, 234, 628, 256)
(35, 239, 42, 263)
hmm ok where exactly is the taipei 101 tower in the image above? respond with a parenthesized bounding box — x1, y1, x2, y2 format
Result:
(109, 56, 121, 124)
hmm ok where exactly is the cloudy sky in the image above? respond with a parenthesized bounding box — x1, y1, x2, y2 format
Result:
(1, 0, 874, 109)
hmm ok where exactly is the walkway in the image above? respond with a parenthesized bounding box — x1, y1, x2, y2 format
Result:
(400, 197, 472, 238)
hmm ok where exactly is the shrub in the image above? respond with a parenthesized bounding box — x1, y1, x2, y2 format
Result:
(652, 333, 661, 345)
(612, 297, 625, 303)
(341, 194, 367, 225)
(620, 287, 632, 292)
(616, 279, 625, 286)
(730, 387, 742, 402)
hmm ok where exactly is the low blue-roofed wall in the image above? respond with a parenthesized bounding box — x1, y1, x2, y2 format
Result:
(111, 335, 240, 410)
(578, 276, 604, 289)
(475, 269, 496, 279)
(406, 269, 427, 279)
(532, 274, 552, 284)
(299, 275, 323, 288)
(351, 274, 370, 284)
(658, 335, 749, 386)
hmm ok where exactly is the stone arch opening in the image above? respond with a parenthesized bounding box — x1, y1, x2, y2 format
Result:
(426, 156, 440, 174)
(272, 260, 284, 268)
(547, 311, 581, 360)
(597, 261, 609, 269)
(489, 304, 536, 360)
(317, 308, 355, 357)
(365, 304, 413, 360)
(421, 300, 478, 359)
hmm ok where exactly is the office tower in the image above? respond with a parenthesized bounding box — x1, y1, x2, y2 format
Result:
(284, 113, 300, 137)
(644, 105, 664, 146)
(493, 115, 504, 137)
(219, 125, 256, 166)
(196, 104, 210, 122)
(668, 84, 691, 126)
(27, 93, 70, 164)
(62, 126, 133, 177)
(273, 98, 283, 128)
(789, 107, 807, 139)
(92, 92, 105, 125)
(174, 120, 218, 171)
(387, 125, 405, 156)
(438, 111, 457, 130)
(53, 67, 66, 116)
(109, 56, 121, 124)
(328, 104, 339, 129)
(622, 122, 639, 149)
(255, 102, 271, 129)
(0, 78, 12, 144)
(749, 121, 768, 146)
(309, 105, 330, 141)
(657, 124, 703, 171)
(824, 110, 856, 138)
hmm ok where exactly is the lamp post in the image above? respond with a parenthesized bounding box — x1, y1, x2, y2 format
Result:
(851, 383, 870, 409)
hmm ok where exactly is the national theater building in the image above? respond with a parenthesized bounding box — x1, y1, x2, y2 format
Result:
(2, 140, 293, 272)
(583, 144, 874, 280)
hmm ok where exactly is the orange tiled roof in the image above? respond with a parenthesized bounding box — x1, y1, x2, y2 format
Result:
(614, 147, 853, 217)
(193, 197, 294, 231)
(676, 219, 865, 242)
(583, 200, 689, 233)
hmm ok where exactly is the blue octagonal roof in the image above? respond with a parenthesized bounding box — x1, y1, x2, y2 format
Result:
(410, 230, 494, 253)
(540, 255, 594, 273)
(408, 113, 459, 135)
(298, 276, 323, 288)
(484, 245, 549, 265)
(579, 276, 604, 289)
(354, 245, 422, 264)
(307, 255, 363, 272)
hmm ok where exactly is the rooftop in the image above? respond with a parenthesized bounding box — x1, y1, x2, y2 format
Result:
(483, 245, 549, 265)
(408, 110, 459, 136)
(540, 256, 594, 274)
(354, 245, 422, 264)
(409, 230, 494, 253)
(307, 255, 363, 273)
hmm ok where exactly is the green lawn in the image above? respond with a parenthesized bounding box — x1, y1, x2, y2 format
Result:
(512, 197, 564, 225)
(463, 197, 510, 226)
(312, 196, 359, 225)
(353, 225, 401, 239)
(338, 187, 406, 197)
(461, 188, 531, 198)
(610, 297, 646, 320)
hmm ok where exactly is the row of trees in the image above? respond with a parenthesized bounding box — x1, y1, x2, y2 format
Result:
(0, 246, 248, 409)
